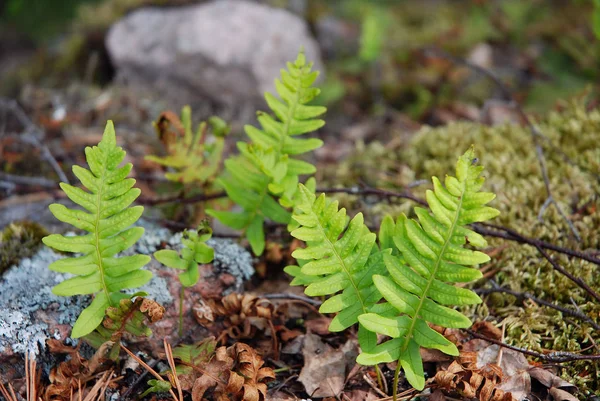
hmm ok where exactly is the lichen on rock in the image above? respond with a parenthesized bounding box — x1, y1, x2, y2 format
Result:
(0, 220, 254, 361)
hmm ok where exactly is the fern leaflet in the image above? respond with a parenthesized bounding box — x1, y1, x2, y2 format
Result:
(42, 121, 152, 338)
(208, 51, 326, 255)
(356, 147, 500, 390)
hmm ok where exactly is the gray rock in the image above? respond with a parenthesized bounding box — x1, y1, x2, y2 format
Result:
(106, 0, 323, 111)
(0, 221, 253, 360)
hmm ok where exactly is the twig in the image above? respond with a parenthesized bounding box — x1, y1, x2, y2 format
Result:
(0, 172, 57, 188)
(138, 184, 600, 267)
(0, 98, 69, 184)
(473, 223, 600, 266)
(317, 186, 427, 207)
(424, 48, 581, 241)
(465, 329, 600, 363)
(138, 191, 227, 205)
(120, 344, 179, 401)
(263, 293, 323, 306)
(533, 244, 600, 303)
(475, 287, 600, 330)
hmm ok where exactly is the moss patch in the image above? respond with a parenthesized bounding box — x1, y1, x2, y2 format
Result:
(0, 221, 48, 275)
(329, 101, 600, 394)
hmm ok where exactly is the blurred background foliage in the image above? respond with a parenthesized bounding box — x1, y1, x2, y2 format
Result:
(0, 0, 599, 123)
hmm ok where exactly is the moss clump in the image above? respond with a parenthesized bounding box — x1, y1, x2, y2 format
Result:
(0, 221, 48, 275)
(328, 100, 600, 394)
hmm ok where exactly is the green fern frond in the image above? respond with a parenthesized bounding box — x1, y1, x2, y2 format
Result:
(286, 184, 390, 351)
(356, 147, 500, 390)
(42, 121, 152, 338)
(154, 224, 214, 287)
(208, 51, 326, 255)
(145, 106, 229, 185)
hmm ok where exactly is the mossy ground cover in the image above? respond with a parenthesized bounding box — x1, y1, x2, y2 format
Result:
(326, 100, 600, 394)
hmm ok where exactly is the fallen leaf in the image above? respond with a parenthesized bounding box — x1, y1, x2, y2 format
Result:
(548, 387, 579, 401)
(298, 334, 358, 398)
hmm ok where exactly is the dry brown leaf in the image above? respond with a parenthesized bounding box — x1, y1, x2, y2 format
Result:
(297, 334, 358, 398)
(186, 342, 274, 401)
(44, 340, 112, 401)
(139, 298, 166, 322)
(203, 293, 275, 340)
(548, 387, 579, 401)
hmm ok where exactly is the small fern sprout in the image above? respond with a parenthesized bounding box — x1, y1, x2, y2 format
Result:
(153, 223, 214, 335)
(145, 106, 229, 186)
(208, 50, 326, 255)
(42, 121, 152, 338)
(357, 147, 500, 392)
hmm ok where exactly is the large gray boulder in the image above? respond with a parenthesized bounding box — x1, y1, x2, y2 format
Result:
(106, 0, 323, 110)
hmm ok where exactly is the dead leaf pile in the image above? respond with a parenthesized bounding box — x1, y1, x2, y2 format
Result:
(196, 293, 274, 340)
(174, 339, 275, 401)
(44, 340, 113, 401)
(434, 352, 514, 401)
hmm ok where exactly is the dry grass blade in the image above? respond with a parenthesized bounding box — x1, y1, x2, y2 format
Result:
(164, 339, 184, 401)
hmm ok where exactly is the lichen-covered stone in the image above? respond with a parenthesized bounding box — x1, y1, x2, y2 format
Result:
(0, 220, 254, 362)
(329, 100, 600, 393)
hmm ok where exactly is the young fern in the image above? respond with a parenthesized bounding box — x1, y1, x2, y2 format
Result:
(145, 106, 229, 185)
(357, 147, 499, 390)
(285, 185, 389, 351)
(42, 122, 152, 338)
(153, 224, 214, 334)
(208, 51, 326, 255)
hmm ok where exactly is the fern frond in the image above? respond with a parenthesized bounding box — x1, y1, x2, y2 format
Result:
(356, 147, 500, 390)
(145, 107, 229, 185)
(208, 51, 326, 255)
(42, 121, 152, 338)
(286, 184, 390, 350)
(154, 224, 214, 287)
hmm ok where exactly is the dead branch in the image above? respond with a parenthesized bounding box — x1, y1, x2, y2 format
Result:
(0, 97, 70, 185)
(475, 285, 600, 330)
(465, 329, 600, 363)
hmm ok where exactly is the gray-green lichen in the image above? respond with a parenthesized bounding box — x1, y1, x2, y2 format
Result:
(0, 220, 253, 358)
(328, 100, 600, 394)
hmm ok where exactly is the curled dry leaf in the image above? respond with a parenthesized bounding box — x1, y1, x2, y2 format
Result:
(199, 293, 274, 340)
(434, 353, 514, 401)
(174, 339, 274, 401)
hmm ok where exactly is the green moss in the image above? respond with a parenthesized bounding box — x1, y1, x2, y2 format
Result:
(328, 100, 600, 394)
(0, 221, 48, 275)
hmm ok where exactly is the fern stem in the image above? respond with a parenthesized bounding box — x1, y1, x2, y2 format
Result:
(179, 286, 184, 337)
(276, 82, 301, 156)
(94, 154, 114, 307)
(392, 360, 401, 401)
(401, 181, 466, 354)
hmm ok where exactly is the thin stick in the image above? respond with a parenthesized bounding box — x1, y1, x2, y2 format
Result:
(120, 344, 179, 401)
(0, 98, 69, 184)
(263, 293, 323, 306)
(475, 287, 600, 330)
(424, 48, 580, 241)
(179, 286, 185, 337)
(533, 244, 600, 303)
(465, 329, 600, 363)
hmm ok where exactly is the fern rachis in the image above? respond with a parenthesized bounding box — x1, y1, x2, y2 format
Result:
(42, 121, 152, 338)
